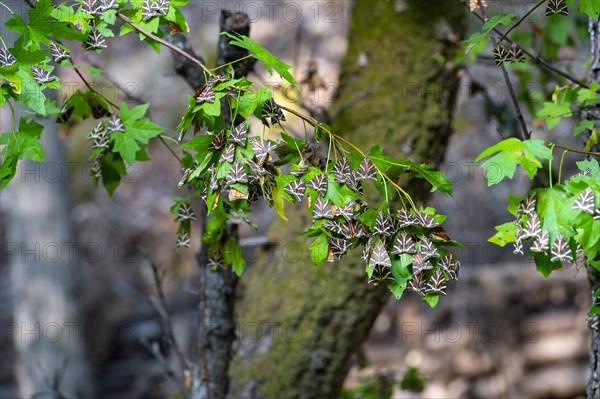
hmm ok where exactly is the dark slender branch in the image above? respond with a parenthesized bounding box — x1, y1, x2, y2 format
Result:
(147, 257, 191, 374)
(23, 0, 35, 8)
(498, 0, 546, 44)
(116, 12, 211, 75)
(464, 2, 590, 88)
(499, 64, 530, 139)
(477, 0, 530, 140)
(158, 135, 183, 163)
(139, 337, 189, 397)
(69, 59, 119, 108)
(550, 142, 600, 156)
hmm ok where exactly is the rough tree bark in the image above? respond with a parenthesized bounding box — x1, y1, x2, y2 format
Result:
(230, 1, 465, 397)
(585, 15, 600, 399)
(5, 122, 94, 398)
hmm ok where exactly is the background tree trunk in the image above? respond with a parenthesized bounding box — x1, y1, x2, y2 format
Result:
(585, 15, 600, 399)
(1, 10, 94, 396)
(6, 122, 94, 399)
(230, 1, 465, 397)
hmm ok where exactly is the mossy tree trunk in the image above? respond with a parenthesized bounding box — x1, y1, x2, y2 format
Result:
(230, 1, 465, 398)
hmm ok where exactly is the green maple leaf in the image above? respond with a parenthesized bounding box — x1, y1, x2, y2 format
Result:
(0, 118, 45, 188)
(309, 234, 329, 264)
(489, 221, 516, 247)
(5, 0, 84, 47)
(535, 186, 577, 239)
(574, 213, 600, 254)
(224, 237, 245, 276)
(111, 132, 141, 163)
(221, 32, 297, 86)
(388, 254, 413, 300)
(537, 101, 571, 129)
(369, 145, 452, 195)
(99, 151, 127, 196)
(475, 138, 553, 186)
(111, 103, 163, 163)
(482, 13, 516, 32)
(576, 82, 600, 106)
(581, 0, 600, 19)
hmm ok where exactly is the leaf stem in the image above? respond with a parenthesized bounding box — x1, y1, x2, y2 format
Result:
(7, 99, 16, 132)
(278, 105, 366, 156)
(210, 55, 252, 72)
(158, 135, 182, 163)
(558, 149, 567, 184)
(159, 134, 180, 145)
(0, 1, 13, 15)
(548, 143, 555, 187)
(69, 59, 119, 109)
(278, 104, 416, 209)
(116, 12, 212, 75)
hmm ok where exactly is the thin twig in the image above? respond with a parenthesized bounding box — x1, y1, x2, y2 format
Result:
(477, 0, 530, 140)
(465, 2, 589, 88)
(139, 337, 189, 397)
(69, 59, 119, 108)
(144, 255, 191, 398)
(69, 60, 183, 163)
(498, 0, 546, 44)
(549, 142, 600, 156)
(116, 12, 211, 75)
(148, 257, 191, 370)
(279, 104, 417, 208)
(499, 65, 530, 139)
(158, 135, 183, 162)
(23, 0, 35, 8)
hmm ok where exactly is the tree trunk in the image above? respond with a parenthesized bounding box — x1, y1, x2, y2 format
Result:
(6, 122, 94, 399)
(167, 12, 254, 399)
(586, 15, 600, 399)
(230, 1, 465, 397)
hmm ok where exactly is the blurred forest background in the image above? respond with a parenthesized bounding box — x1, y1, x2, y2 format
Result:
(0, 0, 593, 398)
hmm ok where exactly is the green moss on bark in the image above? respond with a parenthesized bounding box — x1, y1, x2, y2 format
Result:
(230, 1, 465, 398)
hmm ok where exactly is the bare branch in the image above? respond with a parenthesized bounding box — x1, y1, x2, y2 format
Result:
(139, 337, 190, 398)
(145, 254, 192, 376)
(477, 0, 530, 140)
(464, 2, 590, 88)
(498, 0, 546, 44)
(116, 12, 212, 75)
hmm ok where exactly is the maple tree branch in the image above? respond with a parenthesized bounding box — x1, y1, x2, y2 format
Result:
(69, 60, 183, 163)
(549, 142, 600, 156)
(476, 1, 530, 140)
(465, 2, 590, 88)
(498, 0, 546, 44)
(116, 12, 212, 75)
